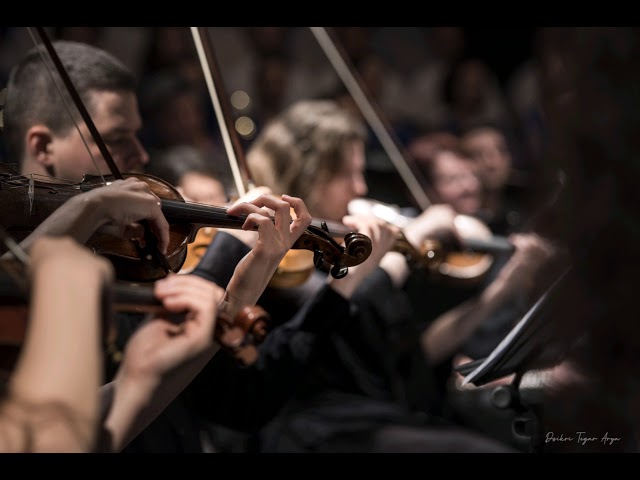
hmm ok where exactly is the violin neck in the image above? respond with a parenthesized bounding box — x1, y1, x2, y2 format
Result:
(310, 218, 353, 237)
(160, 199, 247, 230)
(462, 236, 514, 255)
(111, 282, 168, 314)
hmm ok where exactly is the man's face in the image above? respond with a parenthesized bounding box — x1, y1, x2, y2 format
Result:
(47, 90, 149, 181)
(432, 150, 482, 216)
(462, 129, 512, 191)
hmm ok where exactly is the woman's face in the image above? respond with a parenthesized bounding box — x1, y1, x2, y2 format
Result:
(178, 172, 227, 206)
(432, 150, 483, 215)
(310, 140, 368, 221)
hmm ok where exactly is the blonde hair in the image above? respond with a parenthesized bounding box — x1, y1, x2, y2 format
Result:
(247, 100, 366, 205)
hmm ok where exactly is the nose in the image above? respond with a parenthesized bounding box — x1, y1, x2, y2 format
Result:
(464, 173, 481, 193)
(129, 138, 150, 170)
(353, 173, 368, 198)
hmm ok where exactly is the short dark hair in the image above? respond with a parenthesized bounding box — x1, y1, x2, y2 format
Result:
(3, 40, 136, 162)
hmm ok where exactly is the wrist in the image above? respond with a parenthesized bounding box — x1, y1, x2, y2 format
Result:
(80, 192, 110, 230)
(112, 367, 160, 414)
(379, 251, 410, 288)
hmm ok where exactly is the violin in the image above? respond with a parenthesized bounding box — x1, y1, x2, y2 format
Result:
(345, 198, 515, 286)
(0, 263, 271, 370)
(0, 29, 271, 371)
(183, 29, 331, 287)
(261, 209, 514, 289)
(310, 28, 516, 286)
(0, 164, 372, 283)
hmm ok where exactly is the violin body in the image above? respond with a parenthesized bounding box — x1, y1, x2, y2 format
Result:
(0, 167, 189, 282)
(181, 227, 218, 273)
(268, 249, 316, 289)
(347, 197, 514, 286)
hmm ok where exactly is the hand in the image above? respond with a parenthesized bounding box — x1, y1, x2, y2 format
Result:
(222, 186, 275, 248)
(492, 233, 558, 301)
(223, 194, 312, 311)
(88, 178, 170, 254)
(101, 273, 223, 453)
(342, 214, 399, 267)
(227, 194, 311, 263)
(330, 215, 400, 298)
(403, 204, 459, 250)
(117, 273, 223, 388)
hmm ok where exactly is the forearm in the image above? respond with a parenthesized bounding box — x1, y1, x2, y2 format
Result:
(222, 250, 280, 319)
(421, 279, 506, 365)
(99, 346, 219, 452)
(8, 266, 104, 451)
(378, 251, 411, 289)
(19, 195, 105, 250)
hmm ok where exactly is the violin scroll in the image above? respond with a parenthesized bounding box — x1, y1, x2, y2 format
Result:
(215, 305, 270, 366)
(297, 224, 372, 280)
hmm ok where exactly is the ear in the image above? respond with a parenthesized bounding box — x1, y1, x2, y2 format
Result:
(26, 125, 55, 167)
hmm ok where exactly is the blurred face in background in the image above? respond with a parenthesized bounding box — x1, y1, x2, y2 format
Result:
(431, 149, 483, 215)
(462, 127, 512, 191)
(177, 172, 227, 206)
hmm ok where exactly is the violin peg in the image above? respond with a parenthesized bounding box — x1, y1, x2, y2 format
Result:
(330, 264, 348, 280)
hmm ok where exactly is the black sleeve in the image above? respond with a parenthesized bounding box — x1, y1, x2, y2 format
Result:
(351, 267, 414, 338)
(186, 283, 350, 431)
(191, 231, 250, 288)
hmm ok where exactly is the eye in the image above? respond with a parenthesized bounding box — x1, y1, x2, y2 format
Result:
(105, 137, 126, 146)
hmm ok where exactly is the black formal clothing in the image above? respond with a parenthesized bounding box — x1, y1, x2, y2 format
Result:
(257, 264, 514, 452)
(118, 232, 351, 452)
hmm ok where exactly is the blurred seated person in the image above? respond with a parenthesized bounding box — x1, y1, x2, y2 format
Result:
(146, 145, 228, 206)
(460, 124, 532, 235)
(408, 132, 484, 219)
(244, 99, 543, 452)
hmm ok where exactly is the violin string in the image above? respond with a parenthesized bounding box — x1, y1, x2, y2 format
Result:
(26, 27, 108, 186)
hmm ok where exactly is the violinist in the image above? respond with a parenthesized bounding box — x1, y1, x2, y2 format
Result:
(409, 125, 531, 237)
(2, 39, 391, 454)
(0, 38, 168, 257)
(459, 124, 527, 236)
(405, 132, 564, 445)
(244, 98, 524, 452)
(406, 135, 561, 348)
